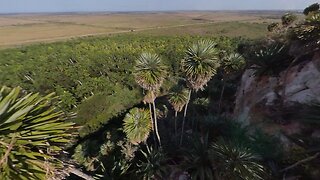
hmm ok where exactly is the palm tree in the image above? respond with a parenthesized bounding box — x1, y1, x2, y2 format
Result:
(0, 86, 76, 180)
(180, 40, 220, 145)
(210, 139, 267, 180)
(167, 87, 189, 134)
(183, 134, 214, 180)
(218, 53, 245, 113)
(137, 145, 169, 180)
(123, 108, 152, 145)
(134, 52, 167, 146)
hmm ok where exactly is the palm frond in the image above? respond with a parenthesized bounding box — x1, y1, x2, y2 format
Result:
(183, 134, 214, 180)
(168, 87, 189, 113)
(0, 86, 76, 180)
(210, 139, 267, 180)
(134, 53, 167, 92)
(221, 53, 245, 75)
(247, 43, 293, 77)
(181, 40, 220, 91)
(123, 108, 152, 145)
(137, 146, 169, 180)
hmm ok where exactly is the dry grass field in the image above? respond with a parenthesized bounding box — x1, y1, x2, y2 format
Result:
(0, 11, 283, 47)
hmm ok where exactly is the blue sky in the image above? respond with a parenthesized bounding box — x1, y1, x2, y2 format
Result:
(0, 0, 318, 13)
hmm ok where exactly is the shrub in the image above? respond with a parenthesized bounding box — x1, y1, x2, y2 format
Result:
(76, 86, 142, 137)
(267, 22, 281, 32)
(281, 13, 297, 27)
(303, 3, 320, 16)
(182, 134, 214, 180)
(136, 146, 169, 180)
(211, 139, 267, 180)
(290, 12, 320, 50)
(246, 43, 294, 77)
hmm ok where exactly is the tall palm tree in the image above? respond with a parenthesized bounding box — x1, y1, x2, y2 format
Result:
(167, 87, 189, 134)
(0, 86, 76, 180)
(218, 53, 245, 113)
(123, 108, 152, 145)
(134, 52, 167, 146)
(180, 40, 220, 145)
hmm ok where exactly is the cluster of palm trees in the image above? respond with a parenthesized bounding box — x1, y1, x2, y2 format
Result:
(123, 40, 221, 147)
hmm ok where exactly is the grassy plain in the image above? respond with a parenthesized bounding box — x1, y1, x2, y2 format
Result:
(0, 11, 283, 47)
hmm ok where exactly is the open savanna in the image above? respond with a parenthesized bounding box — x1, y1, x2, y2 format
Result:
(0, 11, 282, 48)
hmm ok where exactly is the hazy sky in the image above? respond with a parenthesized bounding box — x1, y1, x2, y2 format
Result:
(0, 0, 318, 13)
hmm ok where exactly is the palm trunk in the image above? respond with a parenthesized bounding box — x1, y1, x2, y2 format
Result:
(149, 103, 157, 145)
(152, 100, 161, 147)
(180, 89, 192, 146)
(218, 80, 226, 114)
(174, 111, 178, 135)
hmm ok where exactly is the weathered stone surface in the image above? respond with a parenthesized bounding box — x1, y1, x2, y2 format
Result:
(234, 51, 320, 136)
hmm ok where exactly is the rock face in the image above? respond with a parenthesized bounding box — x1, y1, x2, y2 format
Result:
(234, 51, 320, 135)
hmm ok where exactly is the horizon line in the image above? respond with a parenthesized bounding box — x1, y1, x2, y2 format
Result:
(0, 9, 302, 15)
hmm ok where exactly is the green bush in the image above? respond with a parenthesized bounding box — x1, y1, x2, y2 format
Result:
(290, 12, 320, 50)
(246, 43, 294, 77)
(76, 86, 142, 137)
(303, 3, 320, 15)
(281, 13, 297, 27)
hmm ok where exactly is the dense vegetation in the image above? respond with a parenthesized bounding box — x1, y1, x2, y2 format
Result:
(1, 3, 320, 180)
(0, 35, 240, 137)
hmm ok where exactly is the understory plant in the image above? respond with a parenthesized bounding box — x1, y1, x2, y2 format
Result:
(0, 86, 76, 180)
(246, 43, 294, 77)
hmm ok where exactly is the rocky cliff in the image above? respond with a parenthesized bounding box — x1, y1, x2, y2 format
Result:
(234, 51, 320, 139)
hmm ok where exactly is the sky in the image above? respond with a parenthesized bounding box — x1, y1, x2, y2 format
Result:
(0, 0, 318, 13)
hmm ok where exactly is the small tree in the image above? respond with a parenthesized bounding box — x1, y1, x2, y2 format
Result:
(180, 40, 220, 145)
(219, 53, 245, 113)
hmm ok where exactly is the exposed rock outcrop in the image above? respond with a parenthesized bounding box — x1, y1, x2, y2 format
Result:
(234, 51, 320, 137)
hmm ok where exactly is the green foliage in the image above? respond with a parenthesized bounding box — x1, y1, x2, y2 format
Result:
(137, 146, 169, 180)
(267, 22, 280, 32)
(134, 53, 168, 92)
(290, 11, 320, 50)
(72, 129, 138, 178)
(250, 131, 283, 161)
(123, 108, 152, 145)
(281, 13, 297, 27)
(183, 135, 214, 180)
(72, 140, 103, 172)
(181, 40, 220, 91)
(0, 86, 76, 180)
(76, 86, 142, 137)
(0, 35, 198, 128)
(303, 3, 320, 15)
(246, 43, 293, 77)
(167, 86, 189, 113)
(220, 53, 245, 75)
(211, 139, 267, 180)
